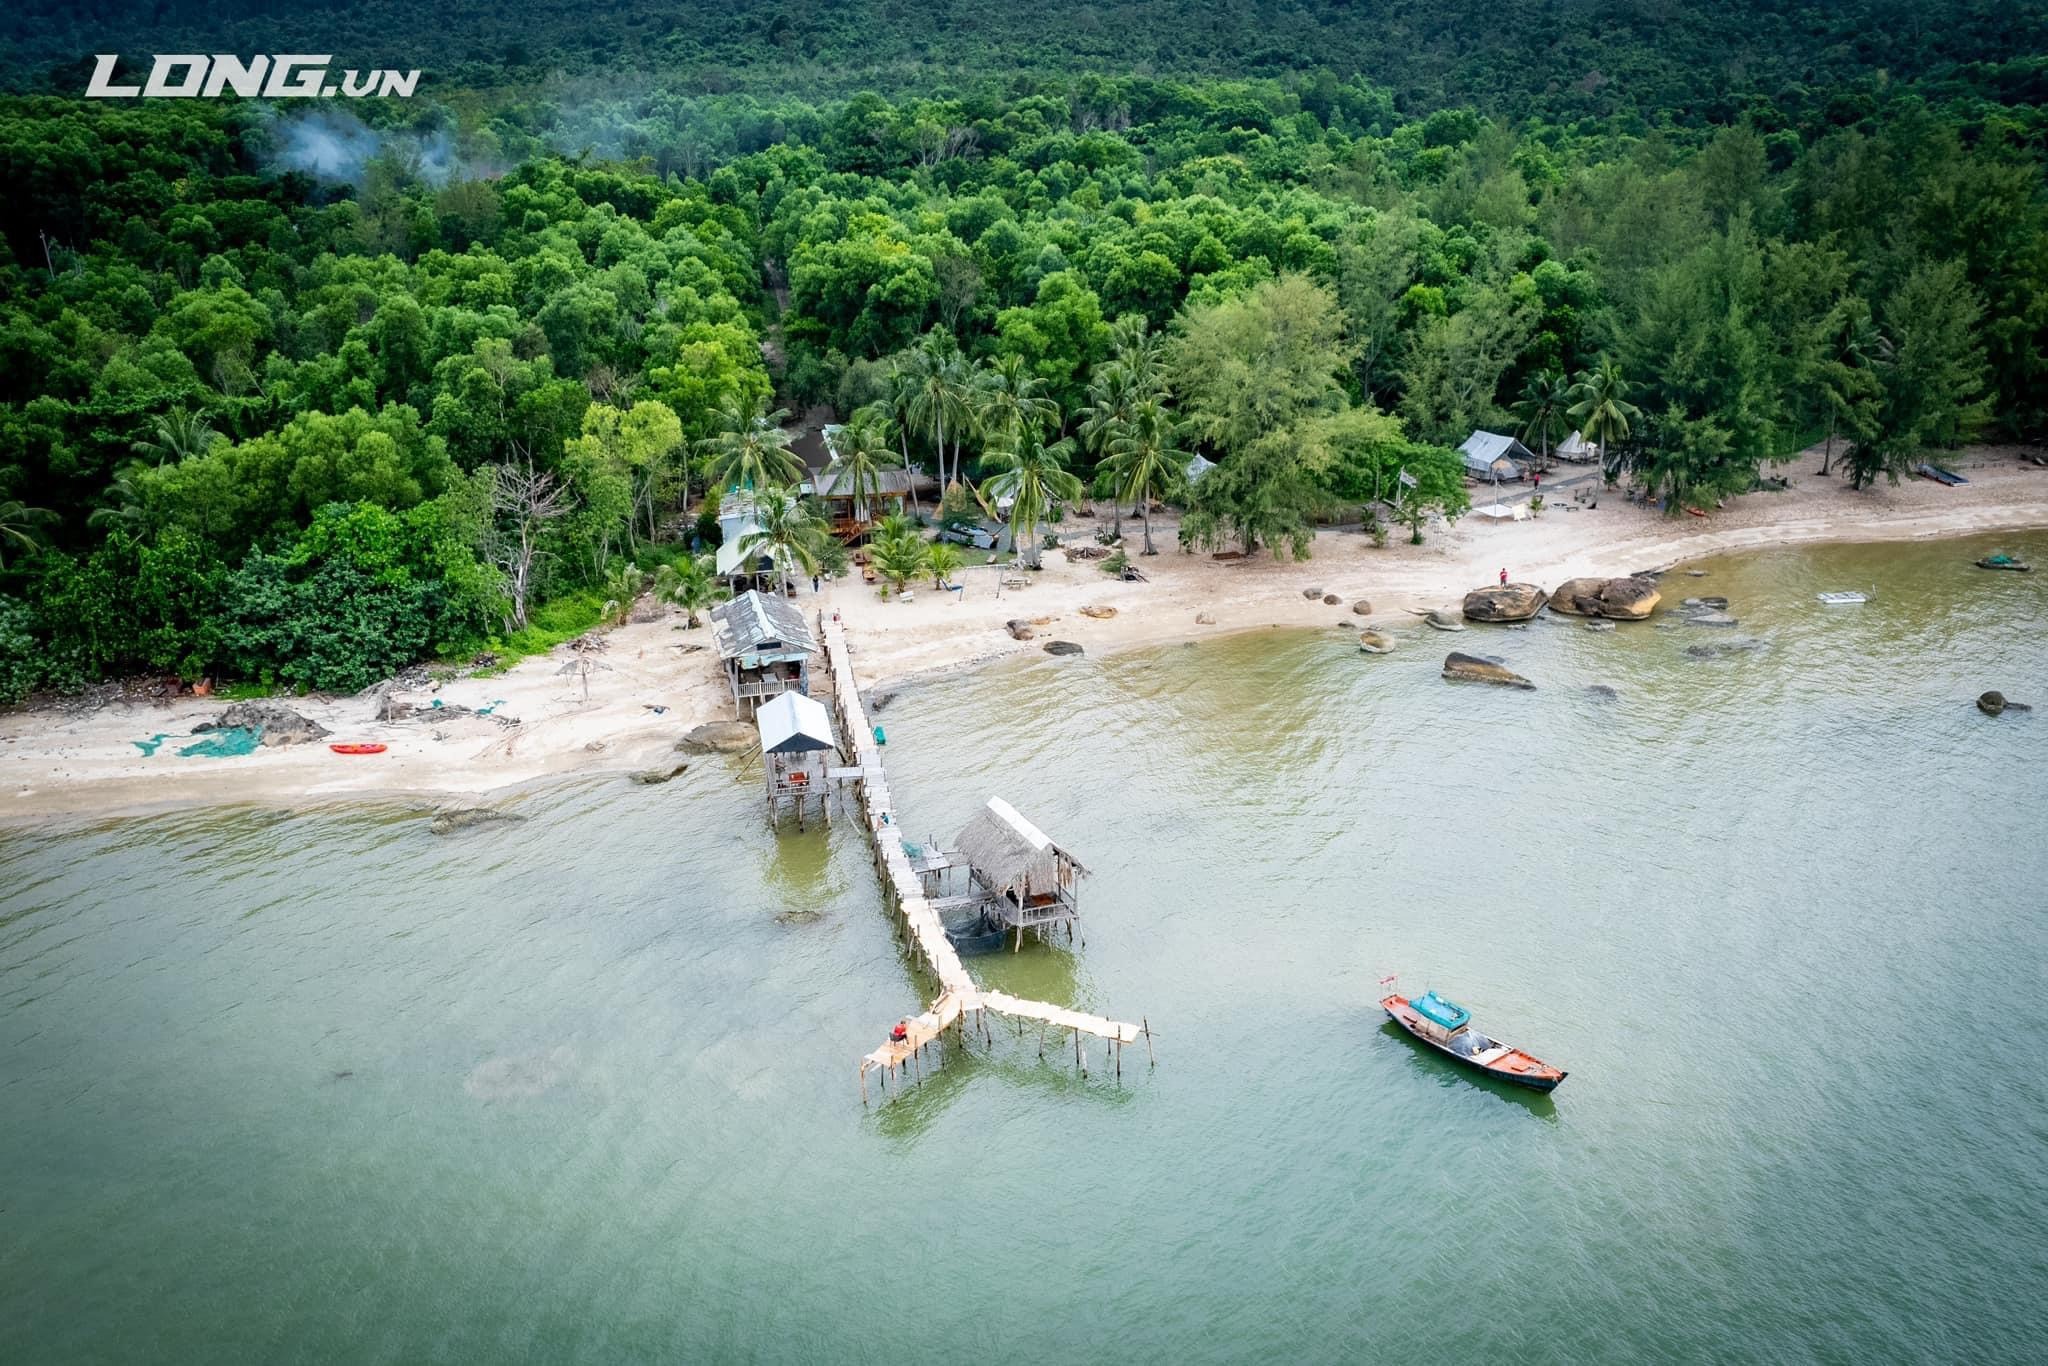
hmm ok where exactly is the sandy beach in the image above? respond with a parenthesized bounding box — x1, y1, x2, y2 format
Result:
(6, 445, 2045, 820)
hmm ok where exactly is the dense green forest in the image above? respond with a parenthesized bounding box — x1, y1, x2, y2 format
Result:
(3, 30, 2045, 702)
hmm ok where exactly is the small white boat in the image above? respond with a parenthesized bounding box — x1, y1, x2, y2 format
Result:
(1817, 591, 1868, 605)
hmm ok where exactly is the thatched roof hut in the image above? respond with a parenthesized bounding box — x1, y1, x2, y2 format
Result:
(953, 798, 1087, 920)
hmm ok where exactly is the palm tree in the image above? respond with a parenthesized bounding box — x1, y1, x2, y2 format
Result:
(131, 407, 218, 465)
(1515, 369, 1571, 471)
(732, 486, 826, 598)
(870, 533, 930, 593)
(88, 462, 154, 534)
(0, 499, 52, 569)
(824, 412, 893, 535)
(925, 540, 964, 588)
(1567, 357, 1642, 478)
(1106, 314, 1166, 391)
(904, 331, 973, 493)
(980, 431, 1083, 569)
(973, 354, 1059, 453)
(653, 554, 727, 627)
(1078, 362, 1141, 538)
(696, 399, 804, 496)
(1100, 396, 1186, 556)
(879, 369, 924, 517)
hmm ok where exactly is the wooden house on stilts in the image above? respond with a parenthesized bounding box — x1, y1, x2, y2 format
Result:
(709, 589, 819, 715)
(946, 797, 1087, 951)
(755, 690, 837, 826)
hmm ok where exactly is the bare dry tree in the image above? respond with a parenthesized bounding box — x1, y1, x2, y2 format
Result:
(489, 449, 575, 630)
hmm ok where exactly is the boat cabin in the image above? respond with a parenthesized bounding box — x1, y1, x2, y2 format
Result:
(756, 690, 837, 825)
(709, 590, 818, 714)
(1408, 990, 1473, 1042)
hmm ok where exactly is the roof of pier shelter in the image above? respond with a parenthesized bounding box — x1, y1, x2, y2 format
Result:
(709, 590, 816, 663)
(953, 797, 1087, 894)
(756, 691, 836, 754)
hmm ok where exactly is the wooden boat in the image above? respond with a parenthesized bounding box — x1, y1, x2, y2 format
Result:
(1382, 989, 1567, 1092)
(1975, 554, 2032, 572)
(1915, 462, 1968, 486)
(328, 742, 387, 755)
(1816, 591, 1868, 605)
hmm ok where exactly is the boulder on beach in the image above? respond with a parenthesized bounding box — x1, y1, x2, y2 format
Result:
(1442, 652, 1534, 689)
(1597, 577, 1662, 619)
(200, 701, 331, 747)
(1547, 578, 1605, 616)
(1079, 604, 1118, 619)
(1195, 612, 1216, 625)
(1352, 600, 1373, 615)
(1301, 587, 1325, 600)
(1357, 631, 1396, 654)
(675, 721, 756, 754)
(1422, 608, 1465, 632)
(1043, 640, 1085, 656)
(430, 807, 527, 835)
(1323, 593, 1342, 605)
(1462, 583, 1549, 622)
(1005, 619, 1036, 640)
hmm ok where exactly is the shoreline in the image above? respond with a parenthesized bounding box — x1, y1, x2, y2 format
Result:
(5, 445, 2045, 823)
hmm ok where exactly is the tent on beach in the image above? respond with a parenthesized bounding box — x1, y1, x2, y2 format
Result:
(1458, 431, 1533, 482)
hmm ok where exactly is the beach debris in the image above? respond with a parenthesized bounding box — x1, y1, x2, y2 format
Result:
(567, 632, 609, 653)
(584, 740, 607, 751)
(1582, 620, 1616, 632)
(1005, 619, 1036, 640)
(195, 702, 331, 747)
(177, 727, 263, 758)
(1462, 583, 1549, 622)
(1079, 604, 1118, 619)
(429, 807, 527, 835)
(676, 721, 756, 753)
(1442, 652, 1534, 689)
(1584, 684, 1621, 701)
(1301, 586, 1324, 599)
(1357, 631, 1396, 654)
(1043, 640, 1085, 656)
(1352, 600, 1373, 615)
(1550, 575, 1661, 620)
(132, 733, 170, 756)
(1195, 612, 1216, 625)
(629, 763, 691, 784)
(1322, 593, 1342, 605)
(1977, 691, 2032, 716)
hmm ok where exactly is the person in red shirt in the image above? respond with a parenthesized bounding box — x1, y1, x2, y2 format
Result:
(1499, 567, 1508, 586)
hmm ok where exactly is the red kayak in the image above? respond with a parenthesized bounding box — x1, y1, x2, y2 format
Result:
(329, 743, 388, 755)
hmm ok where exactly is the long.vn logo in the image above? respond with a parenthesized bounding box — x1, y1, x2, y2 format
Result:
(86, 55, 419, 98)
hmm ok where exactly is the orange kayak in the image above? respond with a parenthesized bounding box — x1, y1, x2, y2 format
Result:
(329, 743, 387, 755)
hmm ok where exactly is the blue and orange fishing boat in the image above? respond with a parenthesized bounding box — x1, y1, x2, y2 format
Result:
(1381, 983, 1568, 1092)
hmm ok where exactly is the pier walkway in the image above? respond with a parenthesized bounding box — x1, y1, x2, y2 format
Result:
(816, 615, 1151, 1102)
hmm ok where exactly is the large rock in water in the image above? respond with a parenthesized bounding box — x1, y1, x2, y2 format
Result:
(1442, 652, 1535, 689)
(1462, 583, 1549, 622)
(202, 701, 331, 747)
(1423, 608, 1465, 632)
(676, 721, 756, 754)
(1549, 575, 1662, 620)
(1978, 691, 2033, 716)
(1357, 631, 1396, 654)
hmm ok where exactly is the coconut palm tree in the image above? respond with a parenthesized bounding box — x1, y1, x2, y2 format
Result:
(973, 354, 1059, 453)
(925, 540, 964, 588)
(1514, 369, 1571, 471)
(870, 533, 930, 593)
(87, 463, 154, 533)
(1107, 314, 1166, 391)
(131, 407, 218, 465)
(653, 554, 726, 627)
(732, 486, 826, 598)
(1079, 361, 1142, 538)
(824, 412, 894, 535)
(878, 369, 925, 517)
(0, 499, 51, 569)
(904, 331, 973, 492)
(1100, 396, 1187, 556)
(980, 431, 1083, 569)
(696, 399, 804, 496)
(1567, 356, 1641, 476)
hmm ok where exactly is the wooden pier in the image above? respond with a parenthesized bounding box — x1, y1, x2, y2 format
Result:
(816, 614, 1152, 1102)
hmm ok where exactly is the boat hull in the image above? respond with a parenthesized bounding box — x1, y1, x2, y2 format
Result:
(1382, 997, 1567, 1092)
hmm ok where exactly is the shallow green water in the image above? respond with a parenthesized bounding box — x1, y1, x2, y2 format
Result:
(5, 532, 2047, 1364)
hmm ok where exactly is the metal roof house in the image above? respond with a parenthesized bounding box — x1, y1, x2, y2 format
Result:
(1458, 431, 1533, 482)
(714, 491, 795, 590)
(755, 690, 838, 825)
(952, 797, 1087, 944)
(803, 461, 920, 542)
(709, 590, 817, 712)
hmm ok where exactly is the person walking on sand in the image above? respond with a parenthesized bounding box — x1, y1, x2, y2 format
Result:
(812, 573, 821, 594)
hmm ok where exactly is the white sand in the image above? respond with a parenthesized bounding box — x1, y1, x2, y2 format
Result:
(5, 445, 2045, 820)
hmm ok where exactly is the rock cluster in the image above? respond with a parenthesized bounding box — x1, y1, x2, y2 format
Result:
(1549, 576, 1661, 620)
(1461, 583, 1549, 622)
(675, 721, 756, 753)
(198, 701, 331, 747)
